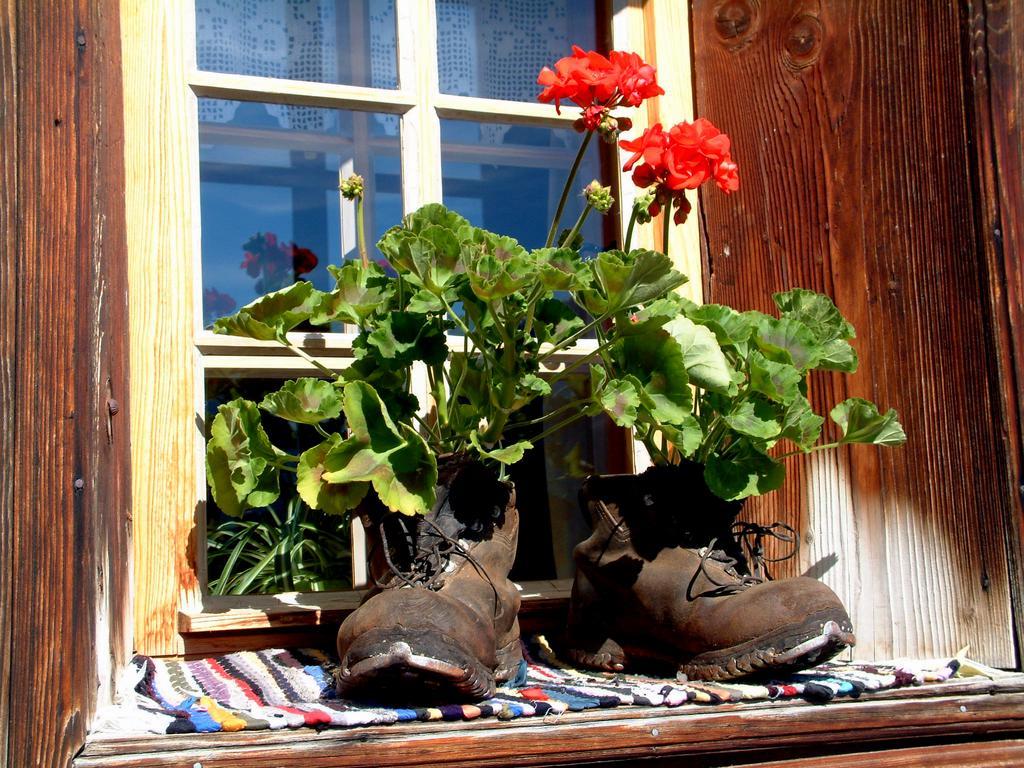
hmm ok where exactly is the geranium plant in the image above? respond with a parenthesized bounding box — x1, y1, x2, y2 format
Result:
(205, 45, 904, 526)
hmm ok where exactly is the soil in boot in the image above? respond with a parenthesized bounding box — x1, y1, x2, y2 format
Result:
(566, 463, 856, 681)
(336, 460, 522, 704)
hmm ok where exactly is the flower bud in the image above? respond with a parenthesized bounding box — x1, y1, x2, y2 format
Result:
(339, 173, 365, 200)
(584, 180, 614, 214)
(634, 191, 655, 224)
(598, 114, 633, 143)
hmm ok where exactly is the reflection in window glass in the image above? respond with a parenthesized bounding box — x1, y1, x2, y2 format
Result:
(195, 0, 397, 88)
(205, 377, 353, 595)
(509, 376, 629, 581)
(441, 119, 605, 253)
(436, 0, 597, 102)
(198, 98, 401, 325)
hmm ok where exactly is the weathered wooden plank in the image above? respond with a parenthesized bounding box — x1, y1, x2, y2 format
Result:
(965, 0, 1024, 664)
(0, 0, 16, 760)
(121, 0, 204, 656)
(74, 685, 1024, 767)
(6, 0, 132, 765)
(732, 739, 1024, 768)
(691, 0, 1015, 665)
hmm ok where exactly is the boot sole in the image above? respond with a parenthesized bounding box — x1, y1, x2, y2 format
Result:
(337, 622, 522, 704)
(567, 610, 855, 682)
(677, 614, 856, 682)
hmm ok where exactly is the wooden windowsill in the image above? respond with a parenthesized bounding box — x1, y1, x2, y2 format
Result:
(75, 676, 1024, 767)
(176, 580, 572, 655)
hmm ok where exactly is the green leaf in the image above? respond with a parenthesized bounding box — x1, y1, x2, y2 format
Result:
(658, 416, 703, 458)
(469, 431, 534, 465)
(616, 328, 693, 425)
(322, 382, 437, 515)
(685, 303, 754, 351)
(406, 289, 444, 314)
(582, 249, 686, 315)
(621, 250, 689, 306)
(773, 288, 855, 342)
(724, 396, 783, 440)
(312, 262, 392, 326)
(598, 378, 641, 428)
(663, 315, 735, 393)
(830, 398, 907, 446)
(463, 231, 533, 300)
(748, 351, 803, 404)
(754, 317, 823, 371)
(402, 203, 473, 238)
(212, 281, 320, 341)
(511, 373, 552, 411)
(296, 434, 369, 515)
(205, 398, 282, 517)
(534, 247, 589, 291)
(415, 224, 464, 292)
(534, 298, 585, 346)
(365, 312, 448, 367)
(704, 448, 786, 501)
(779, 393, 825, 451)
(259, 378, 343, 425)
(818, 339, 859, 372)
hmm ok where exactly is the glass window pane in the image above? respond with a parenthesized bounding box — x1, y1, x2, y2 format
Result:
(437, 0, 597, 102)
(205, 377, 352, 595)
(509, 376, 630, 581)
(440, 119, 606, 253)
(199, 98, 401, 325)
(195, 0, 397, 88)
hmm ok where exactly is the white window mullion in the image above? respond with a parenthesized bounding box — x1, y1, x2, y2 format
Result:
(396, 0, 442, 211)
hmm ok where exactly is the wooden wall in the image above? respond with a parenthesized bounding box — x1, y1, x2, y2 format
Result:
(966, 0, 1024, 662)
(691, 0, 1020, 665)
(0, 0, 132, 766)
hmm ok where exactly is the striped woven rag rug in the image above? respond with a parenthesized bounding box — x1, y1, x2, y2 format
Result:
(100, 636, 967, 735)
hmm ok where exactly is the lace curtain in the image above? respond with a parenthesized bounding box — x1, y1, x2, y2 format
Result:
(196, 0, 398, 133)
(195, 0, 585, 143)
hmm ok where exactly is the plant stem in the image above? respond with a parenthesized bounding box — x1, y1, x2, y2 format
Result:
(546, 342, 617, 386)
(624, 201, 641, 252)
(561, 202, 594, 249)
(506, 398, 579, 430)
(356, 194, 369, 268)
(545, 130, 594, 248)
(439, 295, 499, 369)
(413, 412, 443, 448)
(278, 338, 338, 380)
(537, 311, 613, 360)
(314, 424, 332, 440)
(776, 441, 842, 460)
(661, 196, 673, 259)
(530, 410, 589, 445)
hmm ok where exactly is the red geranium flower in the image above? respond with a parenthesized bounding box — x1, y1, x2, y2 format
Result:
(620, 118, 738, 225)
(537, 46, 664, 136)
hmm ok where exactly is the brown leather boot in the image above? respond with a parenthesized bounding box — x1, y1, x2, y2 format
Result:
(336, 460, 522, 703)
(566, 464, 856, 681)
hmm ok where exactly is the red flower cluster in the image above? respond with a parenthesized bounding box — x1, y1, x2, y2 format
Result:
(620, 119, 739, 223)
(537, 46, 664, 130)
(240, 232, 318, 292)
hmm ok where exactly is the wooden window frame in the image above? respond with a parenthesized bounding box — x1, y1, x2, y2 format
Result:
(122, 0, 699, 656)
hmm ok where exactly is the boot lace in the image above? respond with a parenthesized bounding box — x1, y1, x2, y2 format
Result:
(372, 491, 503, 614)
(688, 521, 799, 599)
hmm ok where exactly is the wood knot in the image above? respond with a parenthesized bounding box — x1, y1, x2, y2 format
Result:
(783, 14, 823, 68)
(714, 0, 757, 48)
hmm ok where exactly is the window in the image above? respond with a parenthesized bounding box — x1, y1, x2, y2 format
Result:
(124, 0, 699, 656)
